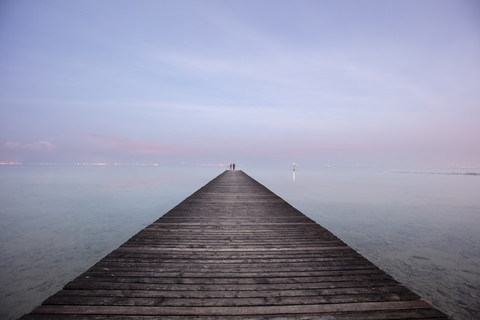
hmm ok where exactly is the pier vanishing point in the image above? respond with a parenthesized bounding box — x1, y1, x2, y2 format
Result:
(21, 170, 448, 319)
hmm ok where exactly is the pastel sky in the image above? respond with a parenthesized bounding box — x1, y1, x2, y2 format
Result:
(1, 0, 479, 167)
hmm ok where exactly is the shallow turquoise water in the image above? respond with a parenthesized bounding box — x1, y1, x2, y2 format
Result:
(1, 165, 479, 319)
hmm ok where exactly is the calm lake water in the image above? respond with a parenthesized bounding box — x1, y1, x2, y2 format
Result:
(1, 165, 479, 319)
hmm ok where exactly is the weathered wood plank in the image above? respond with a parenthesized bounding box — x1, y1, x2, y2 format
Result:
(19, 309, 449, 320)
(44, 293, 421, 307)
(30, 300, 436, 315)
(93, 264, 371, 271)
(63, 279, 403, 292)
(48, 285, 413, 299)
(81, 269, 383, 279)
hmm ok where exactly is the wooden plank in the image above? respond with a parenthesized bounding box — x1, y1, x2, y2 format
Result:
(19, 311, 450, 320)
(63, 279, 403, 291)
(86, 264, 377, 274)
(20, 170, 448, 319)
(81, 269, 384, 279)
(117, 246, 352, 250)
(47, 285, 413, 299)
(31, 301, 435, 315)
(44, 293, 421, 307)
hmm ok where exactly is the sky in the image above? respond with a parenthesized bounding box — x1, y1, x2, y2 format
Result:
(1, 0, 479, 167)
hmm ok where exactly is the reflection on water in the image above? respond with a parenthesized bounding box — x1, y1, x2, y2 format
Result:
(1, 165, 479, 319)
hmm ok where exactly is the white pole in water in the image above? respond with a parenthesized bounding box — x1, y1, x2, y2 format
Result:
(292, 163, 296, 182)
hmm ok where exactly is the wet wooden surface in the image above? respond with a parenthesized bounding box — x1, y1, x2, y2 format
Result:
(21, 170, 448, 319)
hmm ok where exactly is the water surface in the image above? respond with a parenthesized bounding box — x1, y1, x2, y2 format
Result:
(1, 165, 479, 319)
(249, 166, 480, 319)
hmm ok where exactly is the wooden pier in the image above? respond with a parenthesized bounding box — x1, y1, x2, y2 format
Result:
(21, 170, 448, 319)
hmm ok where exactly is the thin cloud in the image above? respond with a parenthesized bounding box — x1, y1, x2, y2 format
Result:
(5, 140, 56, 151)
(88, 134, 193, 155)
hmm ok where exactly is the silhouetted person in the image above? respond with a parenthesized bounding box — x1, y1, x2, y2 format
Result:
(233, 163, 236, 170)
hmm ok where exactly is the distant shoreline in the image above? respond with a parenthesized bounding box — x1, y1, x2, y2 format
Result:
(395, 171, 480, 176)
